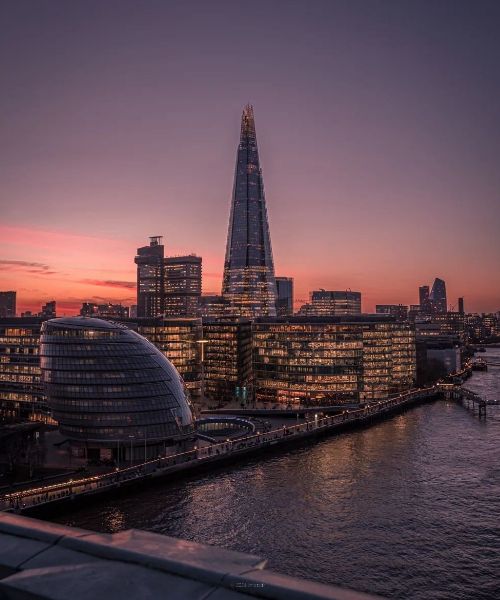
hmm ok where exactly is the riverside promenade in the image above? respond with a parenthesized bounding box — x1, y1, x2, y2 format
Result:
(0, 386, 441, 515)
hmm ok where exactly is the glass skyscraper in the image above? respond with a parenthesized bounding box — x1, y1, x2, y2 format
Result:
(430, 278, 447, 314)
(222, 105, 277, 318)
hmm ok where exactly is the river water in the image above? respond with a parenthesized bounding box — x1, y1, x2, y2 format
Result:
(54, 348, 500, 599)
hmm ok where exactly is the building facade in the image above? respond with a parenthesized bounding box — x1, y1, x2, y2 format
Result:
(253, 317, 415, 406)
(202, 320, 253, 404)
(222, 105, 278, 317)
(40, 317, 195, 461)
(165, 255, 202, 317)
(376, 304, 409, 321)
(0, 318, 50, 422)
(298, 290, 362, 317)
(275, 277, 294, 317)
(0, 292, 16, 318)
(134, 236, 166, 318)
(80, 303, 129, 319)
(429, 278, 447, 314)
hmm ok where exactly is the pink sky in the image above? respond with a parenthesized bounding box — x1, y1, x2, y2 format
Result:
(1, 2, 499, 315)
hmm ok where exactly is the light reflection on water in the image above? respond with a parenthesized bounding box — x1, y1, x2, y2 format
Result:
(55, 349, 500, 600)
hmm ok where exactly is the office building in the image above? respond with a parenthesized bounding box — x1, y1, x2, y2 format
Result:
(203, 320, 253, 404)
(0, 317, 50, 422)
(429, 278, 447, 314)
(419, 285, 431, 314)
(40, 317, 195, 461)
(253, 316, 415, 405)
(135, 236, 166, 318)
(165, 255, 202, 317)
(275, 277, 294, 317)
(222, 105, 278, 317)
(0, 292, 16, 318)
(376, 304, 409, 321)
(80, 303, 129, 319)
(458, 297, 464, 314)
(198, 295, 231, 319)
(298, 290, 361, 316)
(40, 301, 56, 320)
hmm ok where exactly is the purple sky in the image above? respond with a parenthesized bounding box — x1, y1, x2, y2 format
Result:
(1, 0, 499, 314)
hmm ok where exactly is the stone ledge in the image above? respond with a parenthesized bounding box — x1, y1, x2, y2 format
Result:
(0, 513, 384, 600)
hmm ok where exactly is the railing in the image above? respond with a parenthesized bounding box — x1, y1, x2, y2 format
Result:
(0, 386, 439, 513)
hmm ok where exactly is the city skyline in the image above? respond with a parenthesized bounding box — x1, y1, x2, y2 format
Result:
(1, 1, 500, 314)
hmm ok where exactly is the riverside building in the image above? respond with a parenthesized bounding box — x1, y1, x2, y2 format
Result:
(40, 317, 195, 461)
(253, 316, 416, 406)
(165, 255, 202, 318)
(202, 320, 253, 404)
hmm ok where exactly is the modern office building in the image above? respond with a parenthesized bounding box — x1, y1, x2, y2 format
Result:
(134, 236, 166, 318)
(0, 317, 50, 422)
(80, 303, 129, 319)
(376, 304, 409, 321)
(40, 301, 56, 320)
(0, 292, 16, 318)
(429, 278, 447, 314)
(458, 297, 465, 314)
(203, 320, 253, 404)
(418, 285, 431, 314)
(40, 317, 195, 461)
(198, 295, 231, 319)
(253, 316, 415, 405)
(275, 277, 294, 317)
(134, 318, 203, 398)
(298, 290, 362, 316)
(222, 105, 278, 318)
(165, 255, 202, 317)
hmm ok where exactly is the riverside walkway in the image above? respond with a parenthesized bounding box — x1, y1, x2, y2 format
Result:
(0, 386, 439, 514)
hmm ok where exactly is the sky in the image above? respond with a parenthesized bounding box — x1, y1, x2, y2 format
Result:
(1, 0, 499, 315)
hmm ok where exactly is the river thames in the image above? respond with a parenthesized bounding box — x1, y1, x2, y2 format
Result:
(54, 348, 500, 600)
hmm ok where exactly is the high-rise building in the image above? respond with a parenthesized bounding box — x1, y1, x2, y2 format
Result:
(40, 301, 56, 320)
(298, 290, 361, 316)
(430, 278, 447, 314)
(275, 277, 294, 317)
(419, 285, 431, 314)
(0, 292, 16, 318)
(222, 105, 277, 318)
(458, 297, 465, 314)
(135, 236, 166, 318)
(165, 255, 202, 317)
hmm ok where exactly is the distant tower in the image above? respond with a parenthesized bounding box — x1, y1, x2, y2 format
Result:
(419, 285, 430, 313)
(134, 236, 166, 318)
(458, 297, 464, 314)
(275, 277, 294, 317)
(222, 105, 277, 318)
(0, 291, 16, 317)
(430, 278, 447, 314)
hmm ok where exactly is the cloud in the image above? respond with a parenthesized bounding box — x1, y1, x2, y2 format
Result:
(80, 279, 136, 290)
(0, 260, 56, 275)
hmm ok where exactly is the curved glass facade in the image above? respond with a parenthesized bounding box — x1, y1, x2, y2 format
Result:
(40, 317, 194, 458)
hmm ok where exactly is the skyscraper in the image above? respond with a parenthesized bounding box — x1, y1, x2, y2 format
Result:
(0, 291, 16, 318)
(222, 105, 277, 318)
(135, 236, 166, 318)
(419, 285, 431, 313)
(275, 277, 294, 317)
(165, 255, 202, 317)
(430, 278, 447, 314)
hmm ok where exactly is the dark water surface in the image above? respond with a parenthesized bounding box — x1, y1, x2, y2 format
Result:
(54, 349, 500, 599)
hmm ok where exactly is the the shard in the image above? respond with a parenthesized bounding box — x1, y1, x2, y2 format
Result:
(222, 105, 277, 317)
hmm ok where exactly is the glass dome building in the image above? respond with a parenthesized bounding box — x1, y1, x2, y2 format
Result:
(40, 317, 194, 462)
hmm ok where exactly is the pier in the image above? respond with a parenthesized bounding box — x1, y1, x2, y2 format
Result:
(0, 386, 439, 515)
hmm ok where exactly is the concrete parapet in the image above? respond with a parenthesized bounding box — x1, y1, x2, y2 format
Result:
(0, 512, 383, 600)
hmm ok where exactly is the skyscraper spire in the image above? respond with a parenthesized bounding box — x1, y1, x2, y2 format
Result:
(222, 105, 277, 317)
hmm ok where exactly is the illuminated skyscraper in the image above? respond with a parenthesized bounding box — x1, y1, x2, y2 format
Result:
(419, 285, 431, 313)
(222, 105, 277, 317)
(165, 255, 202, 317)
(275, 277, 294, 317)
(135, 236, 166, 318)
(430, 278, 447, 314)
